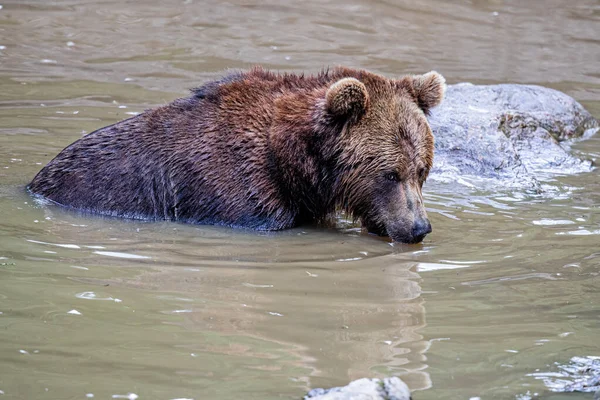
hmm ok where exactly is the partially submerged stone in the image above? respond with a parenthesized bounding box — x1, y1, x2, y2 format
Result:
(305, 377, 411, 400)
(429, 83, 599, 190)
(527, 355, 600, 394)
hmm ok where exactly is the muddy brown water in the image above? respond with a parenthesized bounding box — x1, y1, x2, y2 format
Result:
(1, 1, 599, 399)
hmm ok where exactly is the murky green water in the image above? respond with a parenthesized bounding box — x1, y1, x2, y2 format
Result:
(1, 1, 599, 399)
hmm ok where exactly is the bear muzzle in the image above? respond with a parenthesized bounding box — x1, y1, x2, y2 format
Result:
(386, 217, 432, 244)
(363, 216, 432, 244)
(409, 218, 432, 244)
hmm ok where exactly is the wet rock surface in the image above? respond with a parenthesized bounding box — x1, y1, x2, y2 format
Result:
(304, 377, 411, 400)
(527, 356, 600, 395)
(428, 83, 599, 190)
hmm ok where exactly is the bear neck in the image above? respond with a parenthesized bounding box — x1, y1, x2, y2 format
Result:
(267, 113, 343, 224)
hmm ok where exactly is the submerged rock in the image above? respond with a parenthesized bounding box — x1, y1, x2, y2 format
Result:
(429, 83, 599, 190)
(304, 377, 411, 400)
(528, 355, 600, 394)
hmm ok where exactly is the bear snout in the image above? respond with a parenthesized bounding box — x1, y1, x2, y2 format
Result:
(383, 216, 432, 244)
(410, 218, 432, 243)
(363, 215, 432, 244)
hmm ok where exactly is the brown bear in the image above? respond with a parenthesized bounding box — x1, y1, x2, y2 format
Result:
(28, 67, 445, 243)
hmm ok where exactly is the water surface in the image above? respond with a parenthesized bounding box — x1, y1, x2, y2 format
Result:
(1, 0, 599, 399)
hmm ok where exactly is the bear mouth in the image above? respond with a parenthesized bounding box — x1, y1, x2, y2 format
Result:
(362, 218, 427, 244)
(398, 232, 427, 244)
(362, 218, 388, 238)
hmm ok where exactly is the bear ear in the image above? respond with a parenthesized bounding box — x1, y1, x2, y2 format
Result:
(406, 71, 446, 115)
(325, 78, 369, 121)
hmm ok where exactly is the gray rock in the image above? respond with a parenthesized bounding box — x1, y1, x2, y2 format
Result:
(304, 377, 411, 400)
(428, 83, 599, 190)
(529, 355, 600, 394)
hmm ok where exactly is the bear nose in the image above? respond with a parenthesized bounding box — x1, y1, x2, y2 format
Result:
(412, 219, 432, 242)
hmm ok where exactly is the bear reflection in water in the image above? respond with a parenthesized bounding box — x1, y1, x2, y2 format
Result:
(29, 67, 445, 244)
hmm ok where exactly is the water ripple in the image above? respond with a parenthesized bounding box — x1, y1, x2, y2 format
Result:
(461, 273, 559, 286)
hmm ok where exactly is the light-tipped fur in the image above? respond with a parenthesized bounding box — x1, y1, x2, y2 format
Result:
(325, 77, 370, 119)
(409, 71, 446, 114)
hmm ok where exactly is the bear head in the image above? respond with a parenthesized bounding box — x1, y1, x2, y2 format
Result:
(325, 71, 445, 244)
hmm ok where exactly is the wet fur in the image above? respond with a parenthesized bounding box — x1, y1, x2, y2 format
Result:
(29, 67, 444, 241)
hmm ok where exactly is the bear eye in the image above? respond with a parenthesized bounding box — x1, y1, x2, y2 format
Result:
(385, 172, 400, 182)
(419, 168, 428, 181)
